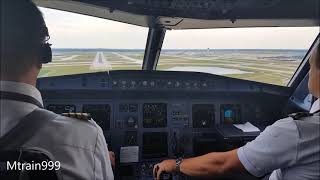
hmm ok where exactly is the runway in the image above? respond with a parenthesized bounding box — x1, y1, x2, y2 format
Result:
(90, 52, 112, 70)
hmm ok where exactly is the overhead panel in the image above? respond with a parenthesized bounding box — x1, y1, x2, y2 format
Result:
(33, 0, 319, 29)
(33, 0, 151, 27)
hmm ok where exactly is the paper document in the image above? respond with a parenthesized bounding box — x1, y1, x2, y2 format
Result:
(233, 122, 260, 132)
(120, 146, 139, 163)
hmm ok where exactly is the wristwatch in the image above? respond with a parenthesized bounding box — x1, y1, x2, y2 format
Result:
(175, 157, 183, 174)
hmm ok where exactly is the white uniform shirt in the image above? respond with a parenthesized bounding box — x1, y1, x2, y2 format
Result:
(238, 99, 320, 180)
(0, 81, 114, 180)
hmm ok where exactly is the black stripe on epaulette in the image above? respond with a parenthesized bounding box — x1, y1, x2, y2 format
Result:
(288, 109, 320, 120)
(288, 112, 311, 120)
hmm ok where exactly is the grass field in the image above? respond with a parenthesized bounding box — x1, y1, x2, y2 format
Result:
(39, 49, 305, 86)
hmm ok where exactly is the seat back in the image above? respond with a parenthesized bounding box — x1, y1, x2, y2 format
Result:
(0, 148, 62, 180)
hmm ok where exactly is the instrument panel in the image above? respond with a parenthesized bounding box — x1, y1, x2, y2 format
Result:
(44, 101, 270, 179)
(38, 70, 291, 180)
(143, 103, 167, 128)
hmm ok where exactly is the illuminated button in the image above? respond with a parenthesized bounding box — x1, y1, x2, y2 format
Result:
(175, 82, 180, 87)
(143, 81, 148, 86)
(202, 121, 207, 126)
(113, 81, 117, 85)
(168, 81, 172, 85)
(202, 83, 207, 87)
(148, 164, 153, 169)
(193, 82, 198, 87)
(121, 81, 126, 85)
(127, 117, 136, 127)
(150, 81, 155, 87)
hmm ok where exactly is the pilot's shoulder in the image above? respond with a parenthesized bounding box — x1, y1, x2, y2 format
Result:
(48, 112, 103, 135)
(272, 112, 313, 127)
(288, 112, 313, 120)
(267, 116, 298, 131)
(33, 111, 105, 153)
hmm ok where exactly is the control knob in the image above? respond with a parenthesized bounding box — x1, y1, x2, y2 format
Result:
(201, 120, 207, 127)
(142, 81, 148, 87)
(127, 116, 137, 128)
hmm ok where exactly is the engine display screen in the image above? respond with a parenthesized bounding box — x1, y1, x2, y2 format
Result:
(142, 132, 168, 159)
(83, 104, 111, 130)
(220, 104, 241, 124)
(143, 103, 167, 128)
(192, 104, 215, 128)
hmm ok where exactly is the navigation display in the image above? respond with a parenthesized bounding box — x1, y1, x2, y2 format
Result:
(83, 104, 111, 130)
(142, 132, 168, 159)
(143, 103, 167, 128)
(192, 104, 215, 128)
(220, 104, 241, 124)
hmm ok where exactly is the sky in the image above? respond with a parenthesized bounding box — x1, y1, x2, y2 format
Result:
(40, 7, 319, 49)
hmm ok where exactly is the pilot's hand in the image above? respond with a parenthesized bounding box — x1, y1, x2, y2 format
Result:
(109, 151, 115, 168)
(153, 160, 175, 180)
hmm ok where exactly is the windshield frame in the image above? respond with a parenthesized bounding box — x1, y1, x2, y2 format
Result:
(287, 34, 320, 87)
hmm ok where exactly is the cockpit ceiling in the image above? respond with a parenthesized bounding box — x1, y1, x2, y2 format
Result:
(33, 0, 319, 29)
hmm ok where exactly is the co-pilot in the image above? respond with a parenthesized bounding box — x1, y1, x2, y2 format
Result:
(154, 43, 320, 180)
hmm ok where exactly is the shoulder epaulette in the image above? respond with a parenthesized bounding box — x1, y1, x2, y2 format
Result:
(62, 113, 91, 121)
(288, 112, 312, 120)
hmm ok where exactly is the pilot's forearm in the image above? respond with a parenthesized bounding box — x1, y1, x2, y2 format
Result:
(155, 148, 244, 179)
(178, 149, 243, 177)
(179, 152, 228, 177)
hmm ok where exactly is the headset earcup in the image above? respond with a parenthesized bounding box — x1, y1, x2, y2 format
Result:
(40, 43, 52, 64)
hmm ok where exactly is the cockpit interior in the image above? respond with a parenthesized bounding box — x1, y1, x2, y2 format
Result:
(11, 0, 320, 179)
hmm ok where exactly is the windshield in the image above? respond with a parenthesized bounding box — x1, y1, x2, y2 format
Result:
(39, 8, 319, 87)
(158, 28, 319, 86)
(38, 8, 147, 78)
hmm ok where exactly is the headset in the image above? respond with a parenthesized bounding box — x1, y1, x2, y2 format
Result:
(39, 26, 52, 64)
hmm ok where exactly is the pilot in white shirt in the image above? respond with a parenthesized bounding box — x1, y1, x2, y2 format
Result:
(153, 44, 320, 180)
(237, 98, 320, 180)
(1, 1, 114, 179)
(0, 81, 114, 180)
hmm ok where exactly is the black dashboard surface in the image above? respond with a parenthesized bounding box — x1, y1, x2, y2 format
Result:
(37, 70, 292, 180)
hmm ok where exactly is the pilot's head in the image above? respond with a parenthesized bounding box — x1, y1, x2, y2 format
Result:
(1, 0, 48, 85)
(308, 43, 320, 98)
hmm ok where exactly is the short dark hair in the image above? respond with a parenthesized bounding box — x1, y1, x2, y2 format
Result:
(1, 0, 47, 77)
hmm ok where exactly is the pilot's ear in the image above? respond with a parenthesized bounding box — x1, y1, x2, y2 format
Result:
(36, 62, 42, 69)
